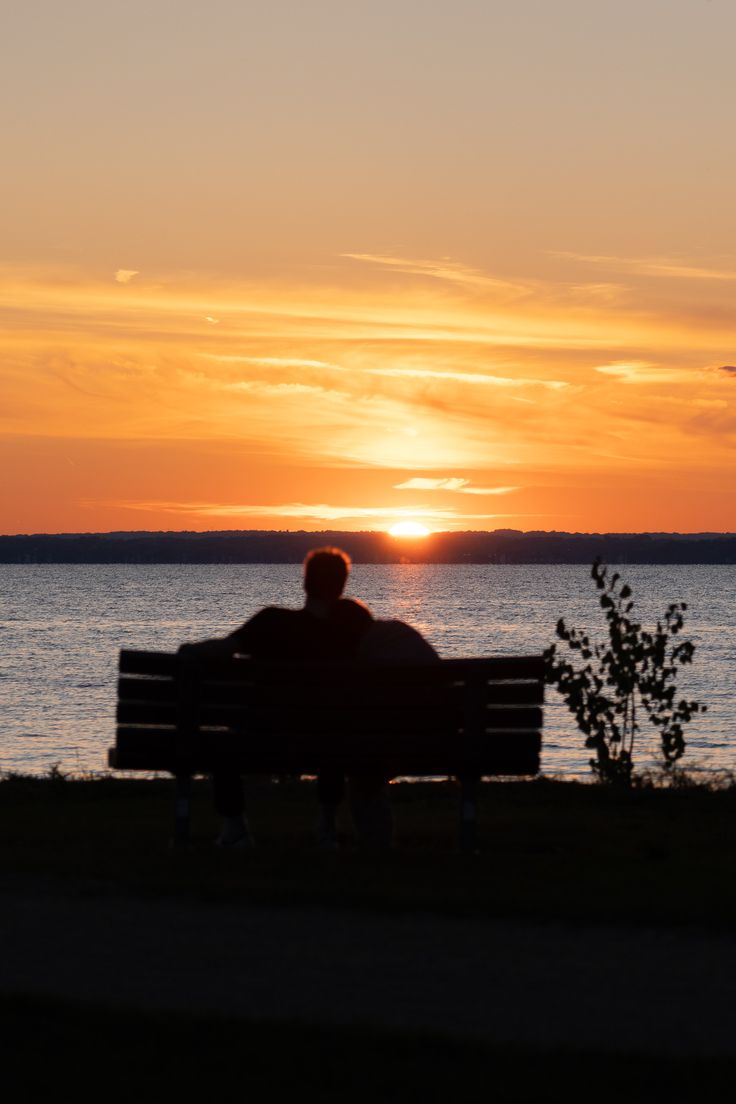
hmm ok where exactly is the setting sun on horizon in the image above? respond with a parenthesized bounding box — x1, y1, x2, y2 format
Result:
(1, 2, 734, 536)
(388, 521, 432, 538)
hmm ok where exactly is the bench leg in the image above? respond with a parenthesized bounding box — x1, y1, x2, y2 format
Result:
(459, 775, 480, 852)
(174, 773, 192, 846)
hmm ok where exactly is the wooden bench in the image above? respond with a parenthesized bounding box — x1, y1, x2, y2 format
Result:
(109, 649, 545, 848)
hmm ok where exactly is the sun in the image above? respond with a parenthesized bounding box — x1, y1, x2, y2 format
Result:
(388, 520, 431, 538)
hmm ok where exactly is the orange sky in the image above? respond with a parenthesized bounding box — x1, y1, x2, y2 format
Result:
(1, 2, 734, 534)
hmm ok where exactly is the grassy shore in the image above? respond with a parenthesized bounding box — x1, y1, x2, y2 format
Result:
(2, 773, 735, 926)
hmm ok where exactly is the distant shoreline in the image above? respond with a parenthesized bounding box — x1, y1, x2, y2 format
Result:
(2, 529, 735, 564)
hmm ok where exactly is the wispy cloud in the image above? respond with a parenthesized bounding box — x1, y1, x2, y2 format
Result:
(111, 499, 520, 523)
(570, 283, 628, 302)
(223, 381, 324, 397)
(342, 252, 524, 295)
(594, 361, 700, 384)
(556, 252, 736, 283)
(203, 355, 337, 369)
(369, 367, 569, 390)
(203, 354, 569, 392)
(394, 477, 519, 495)
(115, 269, 139, 284)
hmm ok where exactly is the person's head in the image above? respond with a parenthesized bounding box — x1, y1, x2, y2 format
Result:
(303, 546, 351, 603)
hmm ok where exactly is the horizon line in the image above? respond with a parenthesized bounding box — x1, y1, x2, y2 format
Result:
(2, 528, 735, 540)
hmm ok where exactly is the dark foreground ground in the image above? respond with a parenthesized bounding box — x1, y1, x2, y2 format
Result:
(2, 775, 735, 1100)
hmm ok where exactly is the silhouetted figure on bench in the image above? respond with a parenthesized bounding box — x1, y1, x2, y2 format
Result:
(179, 547, 363, 846)
(179, 547, 352, 666)
(179, 549, 440, 849)
(317, 598, 440, 849)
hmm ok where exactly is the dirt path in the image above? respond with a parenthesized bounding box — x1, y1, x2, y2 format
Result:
(2, 881, 734, 1057)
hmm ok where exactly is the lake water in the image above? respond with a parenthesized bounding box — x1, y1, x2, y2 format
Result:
(1, 563, 733, 779)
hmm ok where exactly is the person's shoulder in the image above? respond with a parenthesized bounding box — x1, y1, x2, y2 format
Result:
(359, 619, 440, 663)
(253, 605, 299, 622)
(231, 605, 297, 640)
(239, 605, 296, 626)
(371, 620, 435, 646)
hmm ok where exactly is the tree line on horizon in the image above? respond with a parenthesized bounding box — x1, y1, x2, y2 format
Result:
(1, 530, 735, 564)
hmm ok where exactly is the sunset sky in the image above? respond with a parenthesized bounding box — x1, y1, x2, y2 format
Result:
(2, 0, 734, 534)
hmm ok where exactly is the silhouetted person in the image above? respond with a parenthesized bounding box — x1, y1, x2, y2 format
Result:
(178, 547, 360, 845)
(179, 547, 351, 666)
(318, 598, 440, 850)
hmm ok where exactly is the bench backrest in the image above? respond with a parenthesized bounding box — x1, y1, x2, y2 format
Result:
(111, 649, 544, 777)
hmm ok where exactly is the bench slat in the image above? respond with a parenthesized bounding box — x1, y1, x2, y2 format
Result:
(116, 677, 544, 708)
(110, 727, 541, 775)
(119, 649, 545, 683)
(115, 700, 543, 732)
(119, 650, 180, 676)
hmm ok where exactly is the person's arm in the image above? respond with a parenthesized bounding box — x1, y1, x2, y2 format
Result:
(177, 633, 240, 663)
(177, 608, 270, 662)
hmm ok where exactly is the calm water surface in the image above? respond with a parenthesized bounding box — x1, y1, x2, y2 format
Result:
(1, 564, 733, 779)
